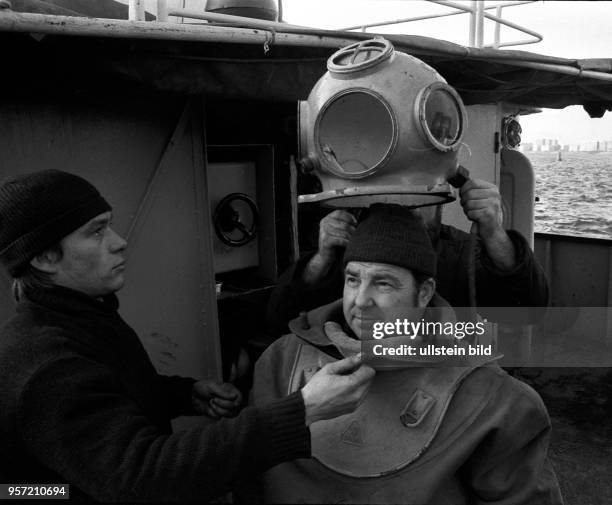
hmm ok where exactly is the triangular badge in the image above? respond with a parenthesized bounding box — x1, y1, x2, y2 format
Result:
(341, 420, 364, 446)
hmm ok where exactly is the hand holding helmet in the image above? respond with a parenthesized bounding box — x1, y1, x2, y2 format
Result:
(302, 210, 356, 285)
(318, 210, 357, 262)
(459, 178, 504, 241)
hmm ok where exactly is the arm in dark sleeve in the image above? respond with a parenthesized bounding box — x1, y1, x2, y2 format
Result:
(235, 335, 308, 503)
(460, 379, 563, 505)
(476, 229, 549, 309)
(157, 374, 197, 418)
(266, 252, 344, 337)
(436, 226, 549, 321)
(18, 357, 309, 503)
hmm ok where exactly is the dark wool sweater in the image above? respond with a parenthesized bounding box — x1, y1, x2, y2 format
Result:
(0, 285, 309, 503)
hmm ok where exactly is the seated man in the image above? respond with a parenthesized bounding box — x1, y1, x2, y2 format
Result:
(267, 179, 549, 336)
(253, 205, 562, 504)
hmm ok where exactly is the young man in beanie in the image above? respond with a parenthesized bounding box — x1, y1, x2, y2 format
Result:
(251, 205, 562, 504)
(0, 169, 375, 503)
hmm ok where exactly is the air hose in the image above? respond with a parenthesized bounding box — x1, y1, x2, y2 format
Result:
(448, 166, 478, 323)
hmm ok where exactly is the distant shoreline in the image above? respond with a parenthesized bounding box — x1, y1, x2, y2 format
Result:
(523, 151, 612, 157)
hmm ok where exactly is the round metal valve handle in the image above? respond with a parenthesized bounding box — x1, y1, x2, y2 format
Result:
(328, 38, 393, 74)
(213, 193, 259, 247)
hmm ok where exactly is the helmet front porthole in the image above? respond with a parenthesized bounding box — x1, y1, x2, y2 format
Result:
(415, 82, 466, 152)
(315, 89, 397, 179)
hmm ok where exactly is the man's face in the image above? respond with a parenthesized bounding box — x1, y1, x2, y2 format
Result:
(343, 261, 432, 340)
(53, 212, 127, 297)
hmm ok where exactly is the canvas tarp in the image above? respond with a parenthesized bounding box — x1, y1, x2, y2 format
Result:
(1, 7, 611, 116)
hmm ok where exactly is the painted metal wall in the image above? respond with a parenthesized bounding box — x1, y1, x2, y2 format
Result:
(442, 104, 500, 232)
(535, 232, 612, 308)
(533, 232, 612, 361)
(500, 147, 535, 248)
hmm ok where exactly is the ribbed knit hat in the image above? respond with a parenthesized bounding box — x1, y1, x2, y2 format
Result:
(344, 204, 436, 278)
(0, 170, 111, 277)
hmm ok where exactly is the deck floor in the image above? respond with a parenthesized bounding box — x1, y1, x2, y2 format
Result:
(516, 368, 612, 505)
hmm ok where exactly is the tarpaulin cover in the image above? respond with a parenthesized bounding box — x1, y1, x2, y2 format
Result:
(8, 0, 155, 20)
(1, 4, 611, 116)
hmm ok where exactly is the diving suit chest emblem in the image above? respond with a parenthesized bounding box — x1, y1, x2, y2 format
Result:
(299, 342, 484, 477)
(400, 388, 435, 427)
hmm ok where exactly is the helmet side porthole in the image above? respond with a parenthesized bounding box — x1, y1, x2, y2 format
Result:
(416, 83, 466, 152)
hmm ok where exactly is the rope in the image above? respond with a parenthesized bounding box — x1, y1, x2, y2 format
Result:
(467, 225, 478, 323)
(263, 29, 276, 54)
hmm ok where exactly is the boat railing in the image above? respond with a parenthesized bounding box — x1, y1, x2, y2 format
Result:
(339, 1, 542, 49)
(132, 0, 543, 49)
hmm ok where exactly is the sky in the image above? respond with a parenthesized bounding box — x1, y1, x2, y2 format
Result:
(279, 0, 612, 146)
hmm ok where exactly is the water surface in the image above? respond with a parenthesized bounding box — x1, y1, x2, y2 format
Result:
(526, 151, 612, 240)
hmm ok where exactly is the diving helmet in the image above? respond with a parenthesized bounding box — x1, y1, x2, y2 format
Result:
(298, 38, 467, 207)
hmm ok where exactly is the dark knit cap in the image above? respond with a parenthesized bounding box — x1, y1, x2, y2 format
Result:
(0, 170, 111, 277)
(344, 204, 436, 278)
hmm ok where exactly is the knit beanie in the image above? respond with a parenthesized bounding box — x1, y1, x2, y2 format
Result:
(0, 170, 111, 277)
(343, 204, 436, 278)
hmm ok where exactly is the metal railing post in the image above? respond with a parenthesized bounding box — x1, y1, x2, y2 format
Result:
(494, 5, 502, 48)
(129, 0, 145, 21)
(157, 0, 168, 22)
(475, 0, 485, 48)
(469, 0, 476, 47)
